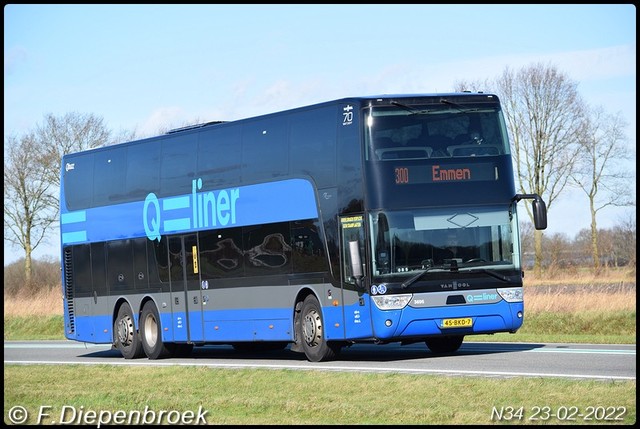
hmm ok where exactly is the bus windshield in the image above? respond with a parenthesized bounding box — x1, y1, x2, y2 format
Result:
(365, 101, 510, 160)
(369, 207, 519, 281)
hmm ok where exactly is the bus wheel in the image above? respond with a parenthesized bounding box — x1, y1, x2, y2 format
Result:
(299, 295, 339, 362)
(114, 302, 144, 359)
(140, 301, 172, 359)
(425, 335, 464, 354)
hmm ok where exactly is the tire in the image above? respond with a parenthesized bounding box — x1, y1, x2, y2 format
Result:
(425, 335, 464, 354)
(139, 301, 172, 359)
(298, 295, 340, 362)
(113, 302, 144, 359)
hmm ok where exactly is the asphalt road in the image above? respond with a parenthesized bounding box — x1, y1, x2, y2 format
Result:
(4, 340, 635, 381)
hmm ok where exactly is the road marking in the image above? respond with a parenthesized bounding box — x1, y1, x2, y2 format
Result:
(4, 359, 635, 381)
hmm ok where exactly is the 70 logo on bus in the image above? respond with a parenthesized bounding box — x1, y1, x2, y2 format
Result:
(343, 105, 353, 126)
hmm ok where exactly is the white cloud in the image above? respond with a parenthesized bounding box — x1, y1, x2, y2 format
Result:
(3, 46, 28, 78)
(137, 106, 188, 136)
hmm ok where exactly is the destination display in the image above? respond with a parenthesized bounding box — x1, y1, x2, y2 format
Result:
(393, 162, 499, 185)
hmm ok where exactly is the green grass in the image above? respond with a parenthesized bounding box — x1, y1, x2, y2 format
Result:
(470, 310, 636, 344)
(4, 365, 636, 425)
(3, 315, 64, 340)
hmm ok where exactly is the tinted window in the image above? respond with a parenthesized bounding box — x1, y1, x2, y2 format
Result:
(199, 227, 244, 279)
(242, 118, 288, 182)
(149, 237, 170, 284)
(107, 240, 134, 292)
(94, 148, 126, 206)
(72, 244, 92, 296)
(168, 236, 184, 282)
(291, 220, 327, 273)
(243, 222, 292, 276)
(90, 242, 107, 296)
(133, 238, 149, 289)
(63, 152, 94, 210)
(126, 142, 160, 199)
(161, 134, 198, 197)
(290, 106, 337, 187)
(197, 125, 242, 188)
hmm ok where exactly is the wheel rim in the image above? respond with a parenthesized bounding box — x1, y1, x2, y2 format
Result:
(143, 313, 158, 348)
(117, 315, 134, 346)
(302, 309, 322, 347)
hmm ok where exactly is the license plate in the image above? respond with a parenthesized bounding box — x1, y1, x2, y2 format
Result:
(441, 317, 473, 328)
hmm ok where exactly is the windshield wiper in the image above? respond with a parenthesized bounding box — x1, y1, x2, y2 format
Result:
(401, 264, 452, 289)
(390, 101, 432, 115)
(439, 98, 479, 113)
(463, 268, 509, 282)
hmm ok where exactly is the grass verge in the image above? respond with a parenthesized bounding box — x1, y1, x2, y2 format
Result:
(4, 365, 636, 425)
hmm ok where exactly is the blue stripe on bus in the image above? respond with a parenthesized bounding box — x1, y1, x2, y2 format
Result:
(61, 211, 86, 224)
(62, 231, 87, 244)
(60, 178, 318, 245)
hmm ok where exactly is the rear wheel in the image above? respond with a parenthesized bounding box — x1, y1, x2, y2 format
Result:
(140, 301, 172, 359)
(113, 302, 144, 359)
(425, 335, 464, 354)
(298, 295, 340, 362)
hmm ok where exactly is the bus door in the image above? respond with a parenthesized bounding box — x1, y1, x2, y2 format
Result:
(339, 214, 372, 338)
(168, 234, 204, 343)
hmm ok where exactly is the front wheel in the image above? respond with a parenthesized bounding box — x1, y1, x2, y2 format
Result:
(298, 295, 340, 362)
(425, 335, 464, 354)
(140, 301, 172, 359)
(113, 302, 144, 359)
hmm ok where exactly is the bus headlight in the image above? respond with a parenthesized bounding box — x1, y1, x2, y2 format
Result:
(372, 294, 412, 310)
(497, 287, 523, 303)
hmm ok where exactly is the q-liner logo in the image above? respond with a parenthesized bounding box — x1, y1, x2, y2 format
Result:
(466, 292, 498, 303)
(144, 178, 240, 242)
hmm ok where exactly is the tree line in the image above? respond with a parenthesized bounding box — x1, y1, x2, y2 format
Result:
(4, 62, 636, 286)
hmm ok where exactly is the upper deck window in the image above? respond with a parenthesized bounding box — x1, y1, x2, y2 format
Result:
(364, 98, 510, 161)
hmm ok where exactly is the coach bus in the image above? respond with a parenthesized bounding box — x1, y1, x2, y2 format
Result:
(60, 93, 546, 362)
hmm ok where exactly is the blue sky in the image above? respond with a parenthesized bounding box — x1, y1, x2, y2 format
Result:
(3, 4, 636, 265)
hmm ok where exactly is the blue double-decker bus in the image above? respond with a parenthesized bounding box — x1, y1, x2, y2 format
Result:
(60, 93, 546, 362)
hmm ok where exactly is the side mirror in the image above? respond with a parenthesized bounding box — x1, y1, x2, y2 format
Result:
(532, 196, 547, 230)
(348, 240, 364, 288)
(513, 193, 547, 230)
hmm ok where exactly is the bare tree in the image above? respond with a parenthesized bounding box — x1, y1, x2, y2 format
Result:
(611, 213, 637, 269)
(4, 112, 136, 282)
(544, 232, 573, 269)
(36, 112, 135, 190)
(571, 106, 634, 270)
(500, 64, 588, 275)
(4, 134, 58, 285)
(458, 63, 586, 275)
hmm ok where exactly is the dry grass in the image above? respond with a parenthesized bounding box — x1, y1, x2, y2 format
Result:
(4, 269, 636, 317)
(522, 266, 636, 313)
(524, 286, 636, 313)
(4, 287, 64, 317)
(523, 265, 636, 286)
